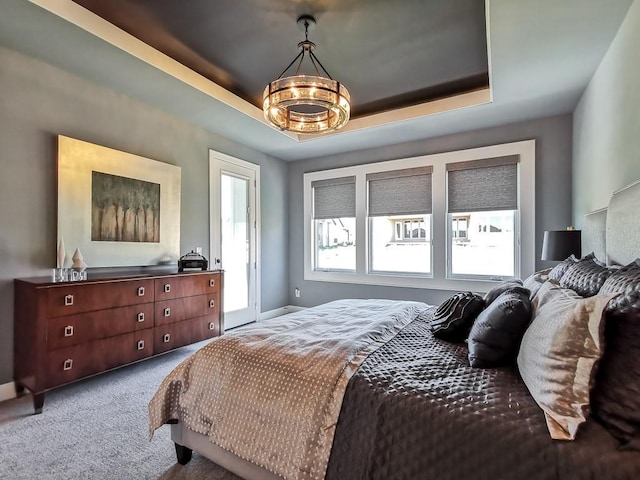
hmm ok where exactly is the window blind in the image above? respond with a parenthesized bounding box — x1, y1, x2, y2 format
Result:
(312, 176, 356, 219)
(447, 156, 518, 213)
(367, 166, 433, 217)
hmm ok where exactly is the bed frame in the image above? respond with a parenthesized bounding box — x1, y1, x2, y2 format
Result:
(169, 179, 640, 479)
(171, 422, 280, 480)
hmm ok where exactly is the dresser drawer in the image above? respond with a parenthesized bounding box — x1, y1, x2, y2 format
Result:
(154, 294, 219, 326)
(46, 279, 155, 317)
(154, 316, 219, 354)
(48, 303, 154, 350)
(154, 273, 220, 300)
(46, 330, 153, 388)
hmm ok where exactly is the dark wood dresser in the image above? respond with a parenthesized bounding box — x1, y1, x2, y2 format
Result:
(14, 270, 224, 413)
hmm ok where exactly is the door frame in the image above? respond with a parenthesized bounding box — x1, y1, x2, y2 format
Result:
(209, 149, 261, 326)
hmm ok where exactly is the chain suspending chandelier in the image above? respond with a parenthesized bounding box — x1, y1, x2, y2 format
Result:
(263, 15, 351, 134)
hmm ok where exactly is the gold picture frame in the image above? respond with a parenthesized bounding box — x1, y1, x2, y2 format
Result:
(57, 135, 181, 268)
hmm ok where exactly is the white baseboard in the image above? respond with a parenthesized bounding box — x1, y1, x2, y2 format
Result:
(259, 305, 306, 321)
(0, 381, 16, 402)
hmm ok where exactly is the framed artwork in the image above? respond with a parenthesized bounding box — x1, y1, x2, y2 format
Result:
(57, 135, 181, 268)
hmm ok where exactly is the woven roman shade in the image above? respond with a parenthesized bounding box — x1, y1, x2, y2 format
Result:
(312, 176, 356, 219)
(447, 156, 518, 213)
(367, 166, 433, 217)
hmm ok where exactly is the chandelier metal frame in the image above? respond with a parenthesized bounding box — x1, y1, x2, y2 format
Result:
(263, 15, 351, 134)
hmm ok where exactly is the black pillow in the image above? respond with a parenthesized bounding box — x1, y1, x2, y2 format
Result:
(483, 279, 525, 305)
(468, 287, 532, 368)
(430, 292, 484, 342)
(590, 260, 640, 448)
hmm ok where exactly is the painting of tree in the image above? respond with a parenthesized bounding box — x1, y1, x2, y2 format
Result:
(91, 171, 161, 243)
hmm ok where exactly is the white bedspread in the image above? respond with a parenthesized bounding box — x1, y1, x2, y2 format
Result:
(148, 299, 425, 480)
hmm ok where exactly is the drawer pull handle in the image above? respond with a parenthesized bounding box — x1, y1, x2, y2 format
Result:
(164, 284, 171, 293)
(208, 322, 215, 331)
(137, 312, 145, 322)
(137, 340, 145, 351)
(164, 307, 171, 317)
(63, 359, 73, 371)
(64, 294, 74, 306)
(137, 286, 145, 297)
(64, 325, 74, 337)
(209, 278, 215, 287)
(209, 299, 215, 308)
(163, 333, 171, 343)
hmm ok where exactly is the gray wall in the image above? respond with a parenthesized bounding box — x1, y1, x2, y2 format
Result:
(573, 0, 640, 224)
(0, 46, 289, 385)
(288, 114, 573, 307)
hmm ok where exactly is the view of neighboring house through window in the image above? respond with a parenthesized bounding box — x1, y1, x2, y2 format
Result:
(312, 176, 356, 271)
(303, 140, 535, 291)
(447, 157, 518, 279)
(368, 167, 432, 274)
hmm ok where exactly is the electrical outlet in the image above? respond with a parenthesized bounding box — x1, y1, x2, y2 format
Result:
(295, 288, 300, 298)
(195, 247, 202, 255)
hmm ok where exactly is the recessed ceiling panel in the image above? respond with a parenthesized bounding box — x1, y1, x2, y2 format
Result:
(72, 0, 489, 118)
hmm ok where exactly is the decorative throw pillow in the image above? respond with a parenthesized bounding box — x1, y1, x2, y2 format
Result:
(468, 287, 532, 368)
(598, 259, 640, 312)
(547, 252, 595, 281)
(483, 279, 525, 305)
(523, 268, 552, 299)
(430, 292, 484, 342)
(517, 281, 618, 440)
(559, 259, 611, 297)
(590, 259, 640, 448)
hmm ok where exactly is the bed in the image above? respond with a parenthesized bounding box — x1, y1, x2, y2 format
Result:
(149, 180, 640, 480)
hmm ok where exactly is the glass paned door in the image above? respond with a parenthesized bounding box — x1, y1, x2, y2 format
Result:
(210, 151, 259, 330)
(221, 173, 249, 312)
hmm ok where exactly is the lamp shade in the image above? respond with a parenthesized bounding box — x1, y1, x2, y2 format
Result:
(541, 230, 582, 261)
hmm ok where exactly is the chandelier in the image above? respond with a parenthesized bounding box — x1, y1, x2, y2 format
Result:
(263, 15, 351, 134)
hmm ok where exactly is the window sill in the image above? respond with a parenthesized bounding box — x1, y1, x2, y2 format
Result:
(304, 270, 507, 294)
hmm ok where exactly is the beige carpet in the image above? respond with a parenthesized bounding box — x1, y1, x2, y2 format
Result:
(0, 340, 242, 480)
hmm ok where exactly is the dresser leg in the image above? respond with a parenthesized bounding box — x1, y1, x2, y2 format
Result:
(33, 393, 45, 414)
(15, 383, 26, 397)
(175, 443, 193, 465)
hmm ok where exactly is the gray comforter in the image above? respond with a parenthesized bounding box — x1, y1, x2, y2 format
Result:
(326, 307, 640, 480)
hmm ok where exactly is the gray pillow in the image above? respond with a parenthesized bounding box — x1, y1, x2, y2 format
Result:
(547, 252, 596, 281)
(599, 258, 640, 312)
(523, 268, 551, 299)
(560, 259, 611, 297)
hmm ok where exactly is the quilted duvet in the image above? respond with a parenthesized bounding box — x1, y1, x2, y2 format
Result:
(326, 307, 640, 480)
(149, 299, 424, 480)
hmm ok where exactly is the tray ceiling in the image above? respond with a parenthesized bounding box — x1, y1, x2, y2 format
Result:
(71, 0, 490, 119)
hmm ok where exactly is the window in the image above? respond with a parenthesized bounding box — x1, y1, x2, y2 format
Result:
(312, 176, 356, 271)
(452, 215, 469, 240)
(447, 157, 519, 280)
(396, 218, 428, 241)
(367, 167, 432, 275)
(303, 140, 535, 291)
